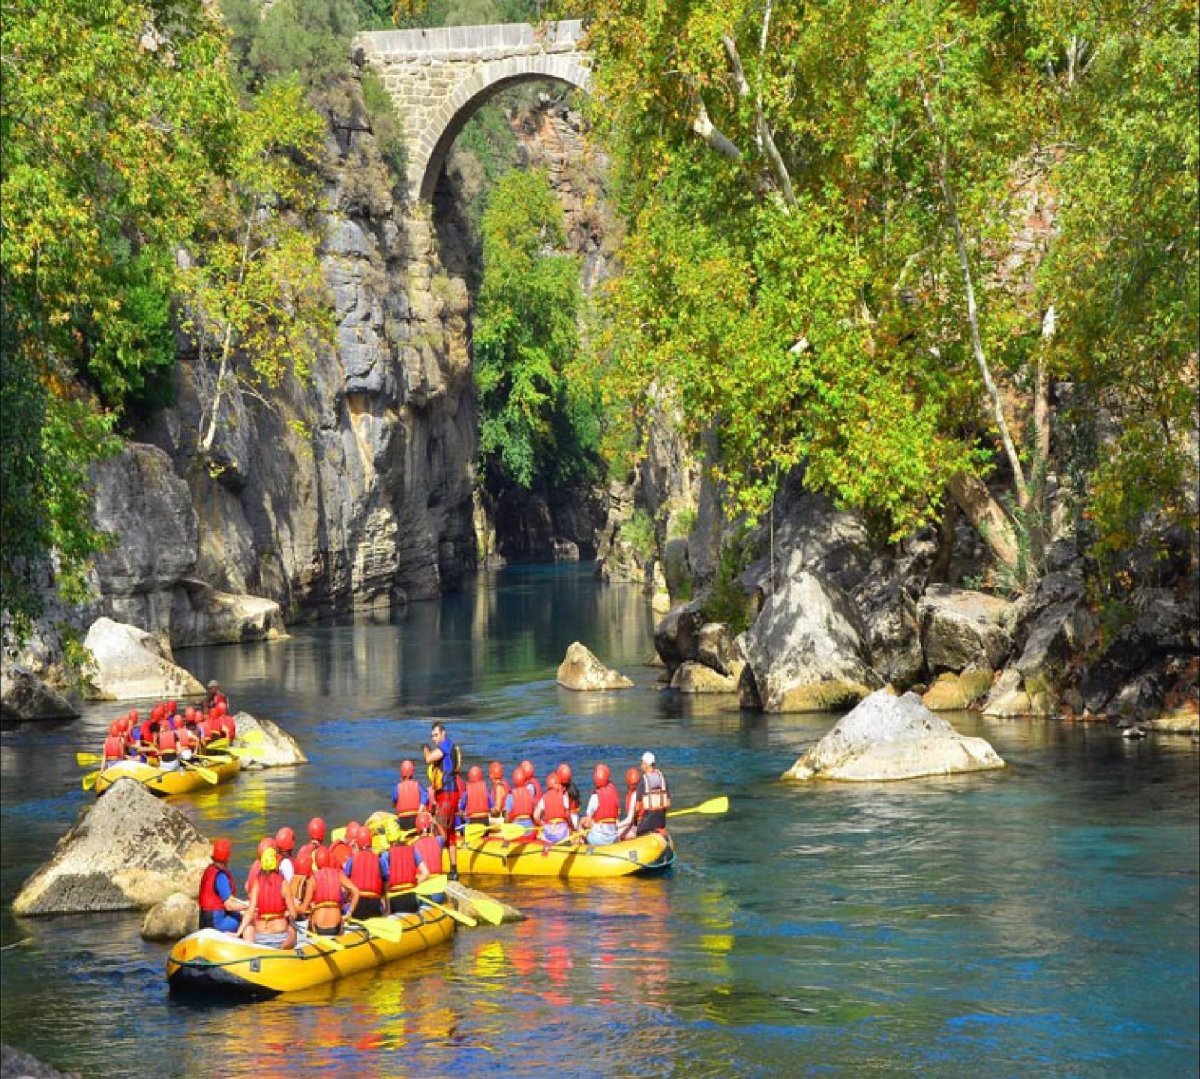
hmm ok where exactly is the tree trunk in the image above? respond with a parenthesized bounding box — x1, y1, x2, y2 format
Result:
(948, 472, 1020, 571)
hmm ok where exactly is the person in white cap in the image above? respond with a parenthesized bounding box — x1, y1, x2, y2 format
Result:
(635, 750, 671, 835)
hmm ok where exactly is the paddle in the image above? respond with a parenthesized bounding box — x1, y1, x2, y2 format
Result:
(76, 752, 104, 767)
(414, 874, 449, 895)
(442, 884, 505, 926)
(178, 758, 220, 784)
(349, 917, 405, 943)
(419, 898, 476, 928)
(307, 932, 345, 953)
(82, 770, 101, 791)
(667, 795, 729, 818)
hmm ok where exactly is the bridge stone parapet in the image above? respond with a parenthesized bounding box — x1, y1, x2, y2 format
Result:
(355, 21, 591, 203)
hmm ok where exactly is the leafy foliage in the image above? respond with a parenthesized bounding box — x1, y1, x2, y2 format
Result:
(474, 168, 600, 490)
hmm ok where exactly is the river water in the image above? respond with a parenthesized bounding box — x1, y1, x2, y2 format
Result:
(1, 564, 1197, 1076)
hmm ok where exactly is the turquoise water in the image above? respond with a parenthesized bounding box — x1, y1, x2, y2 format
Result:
(2, 564, 1197, 1076)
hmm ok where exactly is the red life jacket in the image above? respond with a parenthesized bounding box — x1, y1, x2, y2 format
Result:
(463, 779, 490, 820)
(139, 721, 154, 744)
(225, 714, 237, 740)
(507, 784, 534, 822)
(103, 734, 124, 761)
(592, 783, 620, 822)
(349, 850, 382, 897)
(413, 835, 442, 873)
(177, 727, 197, 750)
(311, 866, 343, 909)
(387, 843, 418, 890)
(256, 871, 286, 917)
(394, 778, 423, 814)
(157, 727, 177, 753)
(542, 787, 569, 824)
(198, 863, 235, 912)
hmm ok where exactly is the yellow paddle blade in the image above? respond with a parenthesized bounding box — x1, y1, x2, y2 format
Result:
(446, 886, 505, 926)
(496, 822, 533, 841)
(307, 933, 344, 953)
(667, 795, 729, 818)
(351, 917, 404, 943)
(182, 761, 220, 784)
(415, 874, 448, 896)
(330, 826, 346, 844)
(76, 752, 104, 767)
(81, 770, 101, 791)
(420, 898, 476, 928)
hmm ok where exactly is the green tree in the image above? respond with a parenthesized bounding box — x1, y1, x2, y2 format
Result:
(178, 78, 335, 465)
(474, 168, 598, 489)
(1, 0, 238, 635)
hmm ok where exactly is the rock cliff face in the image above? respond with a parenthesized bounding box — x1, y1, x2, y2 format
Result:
(131, 77, 479, 629)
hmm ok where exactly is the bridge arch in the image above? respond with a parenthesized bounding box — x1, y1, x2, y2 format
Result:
(354, 22, 591, 203)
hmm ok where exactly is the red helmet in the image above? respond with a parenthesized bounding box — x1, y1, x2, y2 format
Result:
(108, 720, 121, 737)
(128, 708, 139, 722)
(488, 760, 504, 780)
(593, 764, 611, 788)
(400, 759, 415, 779)
(520, 759, 534, 779)
(556, 763, 572, 785)
(314, 846, 331, 869)
(294, 847, 313, 876)
(212, 838, 232, 862)
(346, 820, 360, 838)
(274, 827, 295, 852)
(308, 817, 326, 841)
(415, 810, 434, 832)
(511, 767, 525, 787)
(257, 837, 276, 856)
(625, 767, 640, 788)
(167, 700, 177, 715)
(546, 773, 560, 790)
(214, 700, 227, 716)
(468, 765, 483, 782)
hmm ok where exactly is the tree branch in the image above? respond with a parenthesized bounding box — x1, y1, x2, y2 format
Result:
(722, 32, 796, 210)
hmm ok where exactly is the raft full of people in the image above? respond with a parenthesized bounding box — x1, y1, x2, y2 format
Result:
(79, 684, 248, 795)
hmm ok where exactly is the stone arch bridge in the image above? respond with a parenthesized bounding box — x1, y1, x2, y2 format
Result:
(354, 20, 590, 203)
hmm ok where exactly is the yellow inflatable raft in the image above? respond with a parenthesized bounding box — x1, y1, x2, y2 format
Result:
(357, 810, 675, 878)
(93, 754, 240, 797)
(447, 830, 673, 879)
(166, 906, 456, 998)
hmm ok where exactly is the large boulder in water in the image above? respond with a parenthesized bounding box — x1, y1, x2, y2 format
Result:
(653, 601, 705, 674)
(81, 617, 204, 701)
(744, 571, 878, 713)
(141, 891, 200, 941)
(12, 778, 209, 915)
(556, 642, 634, 691)
(231, 711, 309, 767)
(784, 689, 1006, 781)
(0, 665, 79, 722)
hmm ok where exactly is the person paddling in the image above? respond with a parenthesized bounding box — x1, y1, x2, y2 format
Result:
(101, 720, 125, 770)
(343, 825, 385, 919)
(296, 817, 325, 871)
(411, 811, 446, 885)
(204, 680, 227, 713)
(635, 751, 671, 835)
(239, 846, 298, 949)
(308, 846, 359, 937)
(557, 763, 581, 815)
(487, 761, 509, 827)
(198, 838, 249, 933)
(534, 773, 577, 850)
(423, 722, 461, 881)
(382, 817, 420, 914)
(458, 765, 493, 836)
(580, 764, 622, 847)
(392, 759, 427, 832)
(505, 765, 536, 831)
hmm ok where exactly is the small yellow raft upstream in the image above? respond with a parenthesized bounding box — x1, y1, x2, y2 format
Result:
(167, 906, 456, 998)
(446, 831, 673, 879)
(93, 754, 241, 796)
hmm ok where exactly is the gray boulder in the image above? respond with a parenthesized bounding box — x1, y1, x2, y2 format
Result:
(919, 585, 1014, 673)
(922, 669, 994, 711)
(696, 623, 746, 680)
(744, 570, 877, 713)
(82, 618, 204, 701)
(13, 779, 209, 915)
(141, 891, 200, 941)
(231, 712, 309, 768)
(1, 1044, 80, 1079)
(653, 601, 705, 673)
(784, 689, 1006, 781)
(0, 666, 78, 722)
(168, 584, 288, 648)
(555, 642, 634, 691)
